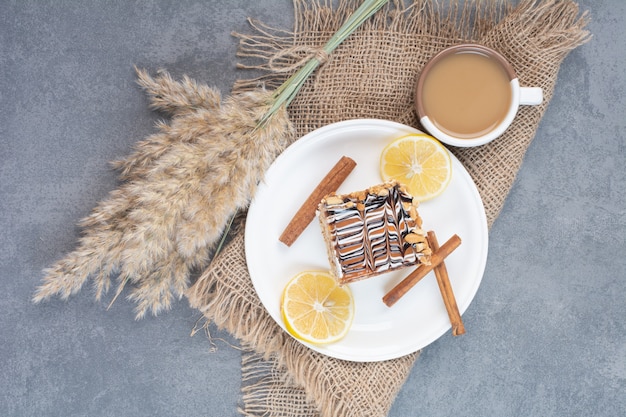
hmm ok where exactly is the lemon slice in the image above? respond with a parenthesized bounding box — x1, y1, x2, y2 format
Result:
(380, 133, 452, 201)
(280, 271, 354, 345)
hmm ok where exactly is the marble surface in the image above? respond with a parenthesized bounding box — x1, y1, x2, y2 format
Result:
(1, 1, 624, 416)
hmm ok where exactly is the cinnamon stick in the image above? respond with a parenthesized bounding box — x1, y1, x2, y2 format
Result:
(279, 156, 357, 246)
(427, 231, 465, 336)
(382, 234, 461, 307)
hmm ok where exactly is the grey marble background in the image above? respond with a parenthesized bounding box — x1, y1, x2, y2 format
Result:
(1, 1, 624, 416)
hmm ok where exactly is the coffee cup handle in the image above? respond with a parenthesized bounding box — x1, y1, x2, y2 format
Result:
(519, 87, 543, 106)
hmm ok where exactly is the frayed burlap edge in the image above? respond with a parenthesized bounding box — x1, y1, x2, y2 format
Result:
(187, 1, 590, 416)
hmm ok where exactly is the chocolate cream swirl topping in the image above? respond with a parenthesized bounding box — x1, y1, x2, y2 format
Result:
(320, 182, 428, 281)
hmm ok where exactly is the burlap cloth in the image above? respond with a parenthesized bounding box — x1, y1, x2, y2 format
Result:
(187, 1, 590, 416)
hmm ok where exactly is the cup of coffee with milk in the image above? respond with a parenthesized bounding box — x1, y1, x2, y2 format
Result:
(415, 44, 543, 147)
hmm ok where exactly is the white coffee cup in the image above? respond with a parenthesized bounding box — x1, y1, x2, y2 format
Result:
(415, 44, 543, 147)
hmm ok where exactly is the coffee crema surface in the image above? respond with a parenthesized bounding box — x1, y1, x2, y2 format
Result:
(421, 51, 512, 139)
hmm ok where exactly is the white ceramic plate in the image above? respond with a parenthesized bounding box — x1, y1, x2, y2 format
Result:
(245, 119, 488, 362)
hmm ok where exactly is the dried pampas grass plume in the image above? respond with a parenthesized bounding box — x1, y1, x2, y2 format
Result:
(33, 69, 293, 318)
(33, 0, 390, 318)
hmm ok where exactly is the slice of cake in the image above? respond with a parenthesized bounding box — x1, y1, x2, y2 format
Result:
(317, 180, 431, 285)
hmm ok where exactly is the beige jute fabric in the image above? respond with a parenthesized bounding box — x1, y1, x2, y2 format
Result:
(186, 1, 590, 416)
